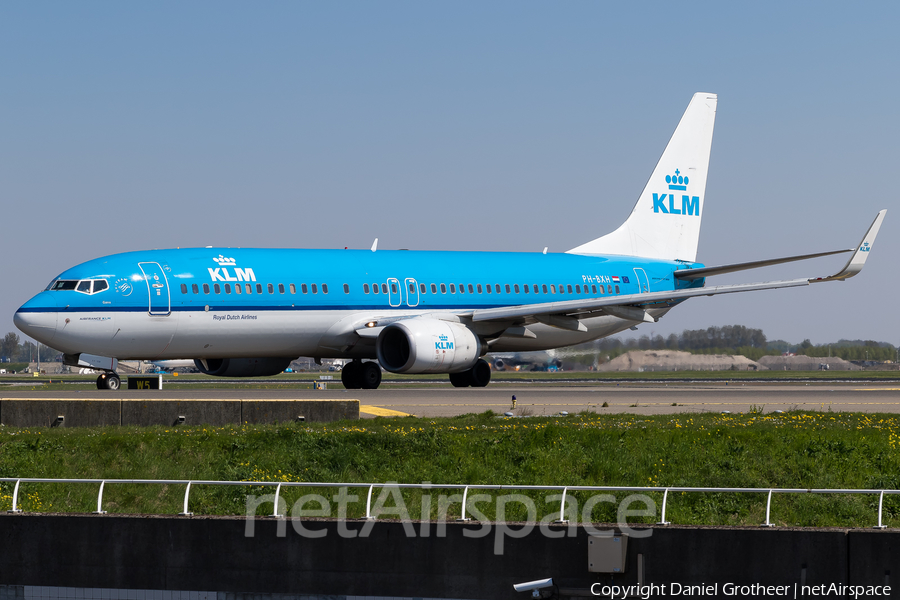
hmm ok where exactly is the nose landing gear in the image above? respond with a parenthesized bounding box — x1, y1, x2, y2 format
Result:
(96, 372, 121, 390)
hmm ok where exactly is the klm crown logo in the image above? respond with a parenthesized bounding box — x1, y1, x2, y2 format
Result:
(653, 168, 699, 217)
(213, 255, 236, 266)
(860, 242, 871, 253)
(435, 333, 454, 351)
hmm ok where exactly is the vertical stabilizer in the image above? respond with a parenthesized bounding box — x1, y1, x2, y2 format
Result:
(567, 92, 717, 261)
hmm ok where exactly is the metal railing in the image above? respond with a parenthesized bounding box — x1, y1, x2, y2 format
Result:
(1, 477, 897, 529)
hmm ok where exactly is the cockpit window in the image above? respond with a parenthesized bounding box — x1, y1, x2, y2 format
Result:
(51, 279, 109, 295)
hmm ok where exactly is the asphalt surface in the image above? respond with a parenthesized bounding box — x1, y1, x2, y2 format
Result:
(4, 381, 900, 417)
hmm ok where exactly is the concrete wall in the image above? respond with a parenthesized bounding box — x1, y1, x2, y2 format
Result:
(0, 399, 358, 427)
(0, 514, 897, 599)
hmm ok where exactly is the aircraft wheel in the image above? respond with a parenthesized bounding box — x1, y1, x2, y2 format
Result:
(360, 361, 382, 390)
(341, 361, 362, 389)
(96, 375, 108, 390)
(469, 359, 491, 388)
(449, 372, 470, 388)
(106, 374, 121, 390)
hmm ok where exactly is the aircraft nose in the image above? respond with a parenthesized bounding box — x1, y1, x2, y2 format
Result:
(14, 293, 58, 344)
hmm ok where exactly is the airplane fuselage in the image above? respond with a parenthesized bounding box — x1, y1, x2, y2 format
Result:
(15, 247, 702, 361)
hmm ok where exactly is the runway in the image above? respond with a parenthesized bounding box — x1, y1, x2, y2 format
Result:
(4, 381, 900, 418)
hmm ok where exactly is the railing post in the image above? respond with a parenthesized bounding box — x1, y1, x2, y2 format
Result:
(875, 490, 887, 529)
(761, 489, 774, 527)
(554, 487, 569, 524)
(365, 484, 375, 520)
(180, 481, 194, 516)
(94, 481, 108, 514)
(457, 486, 471, 521)
(272, 483, 283, 518)
(8, 479, 22, 513)
(657, 488, 671, 525)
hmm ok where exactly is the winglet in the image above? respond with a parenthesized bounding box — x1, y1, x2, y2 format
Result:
(812, 210, 886, 282)
(371, 238, 378, 252)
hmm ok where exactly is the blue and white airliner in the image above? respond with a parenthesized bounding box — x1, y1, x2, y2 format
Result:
(14, 93, 886, 390)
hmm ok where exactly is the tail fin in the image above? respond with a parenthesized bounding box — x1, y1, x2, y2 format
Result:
(567, 92, 718, 262)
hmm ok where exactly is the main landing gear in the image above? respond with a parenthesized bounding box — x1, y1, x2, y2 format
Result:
(96, 372, 121, 390)
(341, 360, 383, 390)
(449, 359, 491, 388)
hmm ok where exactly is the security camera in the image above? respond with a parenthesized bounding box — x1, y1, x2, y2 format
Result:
(513, 578, 554, 597)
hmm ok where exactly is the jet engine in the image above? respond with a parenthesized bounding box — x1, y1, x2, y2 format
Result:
(376, 319, 482, 374)
(193, 357, 293, 377)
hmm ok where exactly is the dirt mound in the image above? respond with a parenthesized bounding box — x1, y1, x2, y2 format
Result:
(597, 350, 764, 372)
(757, 355, 861, 371)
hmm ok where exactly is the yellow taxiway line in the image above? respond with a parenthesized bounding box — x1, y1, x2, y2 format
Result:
(359, 405, 412, 417)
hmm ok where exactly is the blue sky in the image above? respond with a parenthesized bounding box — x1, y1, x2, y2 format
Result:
(3, 2, 897, 346)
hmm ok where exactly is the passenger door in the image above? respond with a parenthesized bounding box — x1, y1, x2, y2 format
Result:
(138, 262, 171, 316)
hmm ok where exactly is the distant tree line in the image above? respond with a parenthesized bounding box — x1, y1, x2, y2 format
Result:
(567, 325, 898, 365)
(1, 332, 62, 364)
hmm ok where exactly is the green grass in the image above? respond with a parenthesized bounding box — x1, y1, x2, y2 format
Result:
(2, 410, 900, 528)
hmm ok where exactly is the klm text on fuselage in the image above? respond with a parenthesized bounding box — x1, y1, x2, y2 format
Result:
(652, 193, 700, 216)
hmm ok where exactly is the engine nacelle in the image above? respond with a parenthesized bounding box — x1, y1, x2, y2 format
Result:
(376, 319, 482, 374)
(193, 357, 293, 377)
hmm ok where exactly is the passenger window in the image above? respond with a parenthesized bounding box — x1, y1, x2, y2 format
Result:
(523, 284, 529, 294)
(420, 283, 426, 294)
(256, 284, 263, 294)
(214, 284, 221, 294)
(598, 286, 604, 295)
(607, 285, 612, 294)
(615, 285, 620, 294)
(302, 284, 308, 294)
(567, 285, 573, 294)
(322, 284, 328, 294)
(551, 284, 556, 294)
(391, 283, 398, 294)
(364, 283, 370, 294)
(225, 284, 232, 294)
(542, 284, 548, 294)
(290, 284, 297, 294)
(373, 283, 379, 294)
(450, 284, 456, 293)
(343, 284, 350, 294)
(505, 284, 511, 294)
(94, 280, 108, 293)
(440, 283, 447, 294)
(180, 284, 187, 294)
(575, 285, 581, 294)
(246, 284, 252, 294)
(278, 284, 285, 294)
(476, 284, 482, 293)
(431, 283, 437, 294)
(381, 283, 388, 294)
(514, 284, 520, 293)
(592, 285, 597, 294)
(409, 283, 415, 293)
(203, 283, 210, 294)
(495, 284, 501, 293)
(533, 284, 538, 293)
(192, 284, 199, 294)
(235, 283, 242, 294)
(76, 281, 91, 294)
(312, 284, 318, 294)
(267, 284, 274, 294)
(468, 284, 474, 294)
